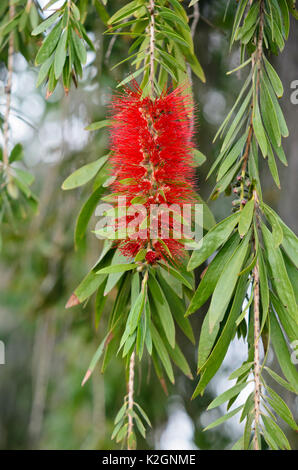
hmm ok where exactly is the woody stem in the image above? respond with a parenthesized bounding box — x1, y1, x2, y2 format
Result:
(149, 0, 155, 98)
(3, 0, 15, 169)
(127, 350, 135, 449)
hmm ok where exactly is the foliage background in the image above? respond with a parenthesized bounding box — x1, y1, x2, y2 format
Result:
(0, 0, 297, 449)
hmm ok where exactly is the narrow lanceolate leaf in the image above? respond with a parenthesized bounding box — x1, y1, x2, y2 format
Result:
(187, 212, 239, 271)
(276, 215, 298, 268)
(262, 415, 291, 450)
(158, 274, 194, 343)
(121, 288, 146, 346)
(192, 148, 207, 167)
(252, 100, 267, 158)
(81, 332, 110, 386)
(32, 10, 61, 36)
(266, 385, 298, 431)
(194, 274, 248, 396)
(262, 224, 297, 324)
(85, 119, 112, 131)
(186, 233, 240, 316)
(74, 186, 105, 249)
(207, 382, 248, 410)
(54, 29, 67, 79)
(151, 323, 175, 384)
(148, 276, 175, 348)
(208, 231, 250, 333)
(62, 155, 109, 190)
(263, 56, 284, 98)
(270, 313, 298, 393)
(203, 405, 243, 431)
(96, 264, 138, 274)
(262, 203, 283, 247)
(71, 29, 87, 64)
(35, 22, 62, 65)
(238, 198, 254, 237)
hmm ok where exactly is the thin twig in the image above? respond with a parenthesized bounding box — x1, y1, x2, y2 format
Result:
(187, 3, 200, 138)
(3, 0, 15, 169)
(149, 0, 155, 98)
(127, 351, 135, 449)
(252, 194, 261, 450)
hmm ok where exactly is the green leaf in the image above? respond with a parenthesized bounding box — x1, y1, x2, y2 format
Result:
(208, 231, 250, 333)
(96, 263, 138, 274)
(9, 143, 23, 163)
(276, 216, 298, 268)
(95, 279, 108, 330)
(260, 75, 281, 147)
(62, 155, 109, 190)
(85, 119, 112, 131)
(229, 362, 253, 380)
(121, 288, 146, 347)
(166, 342, 193, 379)
(194, 274, 248, 396)
(264, 367, 296, 394)
(158, 262, 193, 290)
(71, 29, 87, 64)
(35, 21, 62, 65)
(158, 273, 195, 343)
(36, 55, 53, 87)
(81, 332, 109, 384)
(104, 250, 131, 296)
(270, 290, 298, 345)
(108, 1, 142, 25)
(269, 313, 298, 393)
(148, 275, 175, 348)
(151, 322, 174, 383)
(192, 148, 206, 167)
(252, 100, 267, 158)
(74, 185, 105, 249)
(117, 66, 147, 88)
(238, 199, 254, 238)
(262, 415, 291, 450)
(263, 57, 284, 98)
(262, 203, 283, 247)
(187, 212, 239, 271)
(203, 405, 243, 431)
(266, 385, 298, 430)
(262, 224, 297, 324)
(54, 29, 67, 79)
(207, 382, 248, 410)
(186, 233, 240, 316)
(73, 270, 107, 304)
(217, 134, 247, 181)
(31, 10, 61, 35)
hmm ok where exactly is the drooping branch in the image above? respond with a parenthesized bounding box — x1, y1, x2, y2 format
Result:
(3, 0, 15, 169)
(239, 0, 265, 207)
(127, 350, 135, 449)
(148, 0, 155, 97)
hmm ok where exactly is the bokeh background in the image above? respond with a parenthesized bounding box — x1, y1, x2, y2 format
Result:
(0, 0, 297, 450)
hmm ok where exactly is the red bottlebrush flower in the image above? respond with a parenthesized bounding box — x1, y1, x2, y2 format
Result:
(108, 84, 197, 264)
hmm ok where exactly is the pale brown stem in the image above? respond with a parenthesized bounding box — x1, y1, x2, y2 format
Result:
(127, 350, 135, 449)
(3, 1, 15, 168)
(253, 260, 261, 450)
(187, 3, 200, 137)
(149, 0, 155, 98)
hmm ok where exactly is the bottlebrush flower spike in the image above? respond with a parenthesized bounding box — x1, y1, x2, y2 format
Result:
(109, 84, 197, 264)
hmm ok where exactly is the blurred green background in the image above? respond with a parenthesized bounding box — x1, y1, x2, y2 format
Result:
(0, 0, 297, 450)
